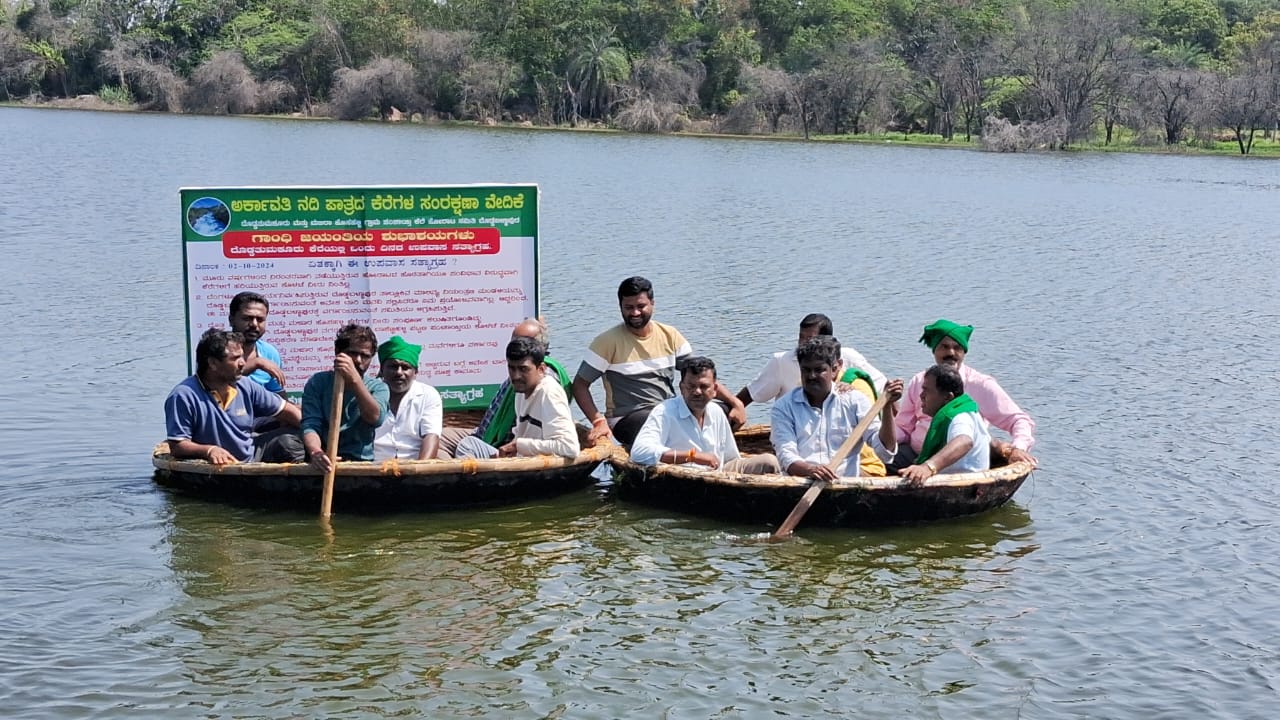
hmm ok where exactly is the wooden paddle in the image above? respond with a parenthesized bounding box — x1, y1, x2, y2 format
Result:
(320, 374, 345, 519)
(772, 391, 894, 539)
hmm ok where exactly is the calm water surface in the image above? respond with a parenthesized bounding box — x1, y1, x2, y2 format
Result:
(1, 107, 1278, 718)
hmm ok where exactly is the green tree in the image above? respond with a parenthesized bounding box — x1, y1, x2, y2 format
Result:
(566, 29, 630, 119)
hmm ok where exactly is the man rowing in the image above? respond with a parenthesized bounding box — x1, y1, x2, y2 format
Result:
(279, 323, 390, 472)
(455, 337, 580, 460)
(373, 335, 444, 461)
(574, 276, 746, 447)
(771, 336, 903, 480)
(893, 319, 1037, 469)
(164, 329, 300, 465)
(631, 356, 781, 473)
(896, 363, 990, 485)
(228, 291, 286, 397)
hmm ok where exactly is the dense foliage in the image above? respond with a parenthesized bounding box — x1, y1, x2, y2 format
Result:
(2, 0, 1278, 152)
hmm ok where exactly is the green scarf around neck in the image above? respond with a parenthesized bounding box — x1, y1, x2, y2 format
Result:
(838, 367, 877, 399)
(915, 393, 980, 463)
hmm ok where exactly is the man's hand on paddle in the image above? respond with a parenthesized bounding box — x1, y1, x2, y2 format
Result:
(333, 354, 362, 386)
(882, 378, 904, 405)
(307, 448, 333, 473)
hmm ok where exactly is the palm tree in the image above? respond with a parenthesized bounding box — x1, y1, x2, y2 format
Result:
(565, 29, 629, 121)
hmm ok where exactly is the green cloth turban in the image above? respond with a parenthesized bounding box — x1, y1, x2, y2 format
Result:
(378, 335, 422, 367)
(919, 319, 973, 352)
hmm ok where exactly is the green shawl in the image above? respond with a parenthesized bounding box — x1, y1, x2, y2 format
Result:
(838, 367, 877, 399)
(916, 393, 980, 463)
(480, 356, 571, 446)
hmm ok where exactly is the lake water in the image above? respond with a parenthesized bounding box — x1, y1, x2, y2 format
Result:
(2, 106, 1278, 718)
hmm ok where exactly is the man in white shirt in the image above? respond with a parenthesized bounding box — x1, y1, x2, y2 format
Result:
(631, 356, 780, 473)
(895, 363, 990, 485)
(737, 313, 886, 414)
(456, 337, 580, 460)
(373, 335, 444, 461)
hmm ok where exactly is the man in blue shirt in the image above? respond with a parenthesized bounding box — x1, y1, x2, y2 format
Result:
(295, 323, 390, 469)
(228, 291, 286, 396)
(771, 336, 903, 480)
(164, 329, 301, 464)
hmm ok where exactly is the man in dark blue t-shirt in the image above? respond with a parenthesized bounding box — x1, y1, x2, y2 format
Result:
(164, 329, 301, 464)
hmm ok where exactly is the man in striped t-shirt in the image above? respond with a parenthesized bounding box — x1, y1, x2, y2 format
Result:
(573, 276, 745, 447)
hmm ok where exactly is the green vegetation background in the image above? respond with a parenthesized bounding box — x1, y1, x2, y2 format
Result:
(2, 0, 1278, 154)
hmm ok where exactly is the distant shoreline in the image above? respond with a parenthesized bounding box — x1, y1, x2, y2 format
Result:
(5, 99, 1276, 160)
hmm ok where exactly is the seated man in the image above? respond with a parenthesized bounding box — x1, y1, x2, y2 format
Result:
(894, 319, 1037, 469)
(440, 317, 571, 456)
(738, 312, 886, 407)
(456, 337, 580, 460)
(373, 335, 444, 461)
(631, 356, 781, 474)
(771, 336, 903, 480)
(575, 276, 744, 447)
(896, 363, 990, 485)
(275, 323, 390, 471)
(228, 291, 286, 397)
(164, 328, 301, 465)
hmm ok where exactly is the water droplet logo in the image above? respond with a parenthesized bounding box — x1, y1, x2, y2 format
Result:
(187, 197, 230, 237)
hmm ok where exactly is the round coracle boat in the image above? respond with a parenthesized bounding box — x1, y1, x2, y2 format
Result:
(607, 423, 1033, 527)
(152, 411, 610, 511)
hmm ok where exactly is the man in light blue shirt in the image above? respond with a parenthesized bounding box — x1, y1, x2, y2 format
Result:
(631, 356, 780, 473)
(771, 336, 903, 480)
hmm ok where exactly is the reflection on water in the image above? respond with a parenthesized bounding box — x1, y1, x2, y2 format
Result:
(155, 492, 1036, 716)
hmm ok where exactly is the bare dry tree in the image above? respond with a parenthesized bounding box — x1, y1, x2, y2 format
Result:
(186, 51, 259, 114)
(410, 29, 475, 114)
(1006, 0, 1134, 146)
(459, 58, 519, 121)
(613, 52, 703, 133)
(328, 57, 419, 120)
(100, 37, 186, 112)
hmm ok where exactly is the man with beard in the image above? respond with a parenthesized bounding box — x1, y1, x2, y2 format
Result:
(228, 291, 286, 396)
(897, 363, 991, 485)
(275, 323, 390, 471)
(574, 276, 746, 447)
(893, 319, 1037, 469)
(455, 337, 580, 460)
(630, 356, 780, 473)
(771, 336, 903, 480)
(373, 335, 444, 461)
(164, 328, 301, 465)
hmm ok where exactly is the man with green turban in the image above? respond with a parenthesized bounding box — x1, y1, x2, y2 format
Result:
(893, 318, 1037, 469)
(373, 335, 444, 461)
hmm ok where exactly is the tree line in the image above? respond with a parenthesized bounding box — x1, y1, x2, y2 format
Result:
(3, 0, 1279, 154)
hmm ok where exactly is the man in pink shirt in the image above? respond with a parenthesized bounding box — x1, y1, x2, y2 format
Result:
(894, 319, 1038, 468)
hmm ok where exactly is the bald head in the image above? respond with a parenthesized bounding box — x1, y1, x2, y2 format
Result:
(511, 317, 549, 346)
